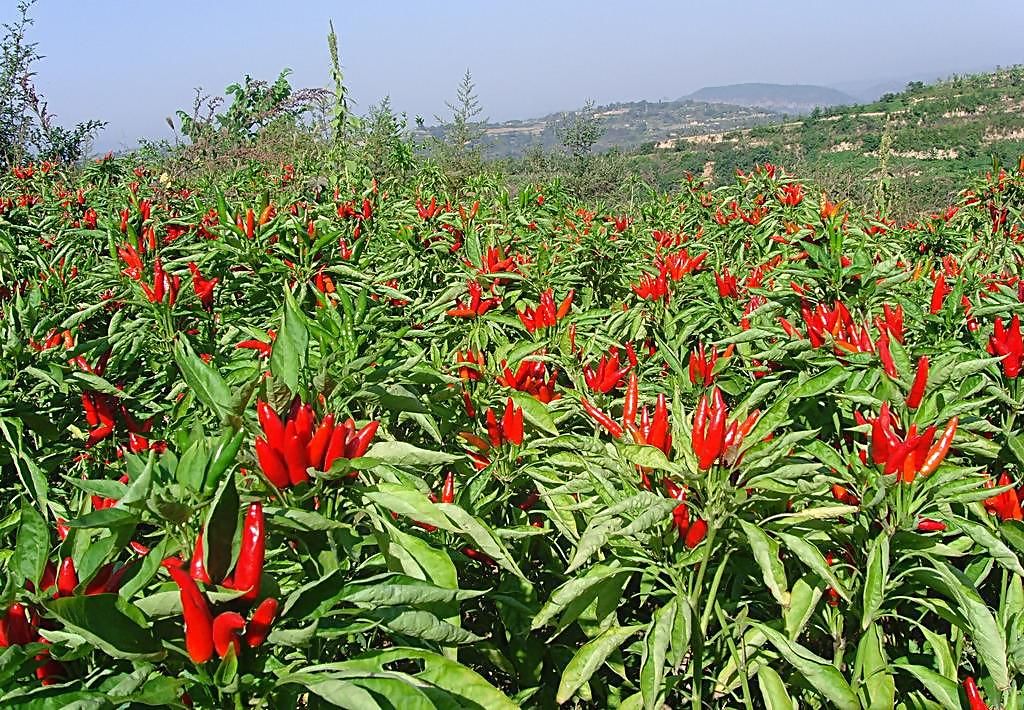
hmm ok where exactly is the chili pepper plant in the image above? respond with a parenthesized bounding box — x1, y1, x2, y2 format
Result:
(2, 154, 1024, 708)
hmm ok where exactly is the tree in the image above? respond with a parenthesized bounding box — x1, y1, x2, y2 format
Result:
(557, 100, 602, 166)
(430, 69, 486, 192)
(0, 0, 105, 168)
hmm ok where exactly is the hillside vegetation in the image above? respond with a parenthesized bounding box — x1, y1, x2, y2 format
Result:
(630, 67, 1024, 216)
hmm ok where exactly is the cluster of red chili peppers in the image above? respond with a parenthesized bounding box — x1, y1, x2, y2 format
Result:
(462, 397, 524, 470)
(517, 288, 573, 333)
(983, 472, 1023, 521)
(0, 525, 134, 684)
(688, 343, 734, 387)
(169, 503, 278, 662)
(81, 390, 157, 452)
(691, 388, 760, 471)
(447, 280, 501, 318)
(583, 346, 632, 394)
(255, 400, 379, 489)
(861, 403, 958, 483)
(663, 479, 708, 548)
(497, 356, 560, 403)
(988, 314, 1023, 378)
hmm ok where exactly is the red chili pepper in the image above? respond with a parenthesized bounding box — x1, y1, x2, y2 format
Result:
(244, 597, 278, 648)
(556, 289, 574, 320)
(56, 557, 78, 597)
(231, 503, 265, 603)
(168, 566, 214, 664)
(257, 401, 286, 450)
(282, 428, 310, 486)
(323, 418, 355, 470)
(647, 394, 671, 456)
(346, 421, 379, 458)
(919, 417, 957, 476)
(441, 472, 455, 504)
(462, 547, 497, 566)
(963, 677, 990, 710)
(501, 397, 523, 445)
(307, 414, 335, 469)
(212, 611, 246, 659)
(190, 534, 212, 584)
(3, 604, 34, 646)
(906, 355, 929, 409)
(929, 273, 948, 314)
(581, 398, 624, 438)
(916, 518, 946, 532)
(695, 389, 727, 470)
(683, 518, 708, 548)
(988, 315, 1023, 378)
(876, 332, 898, 378)
(485, 407, 502, 447)
(831, 484, 860, 506)
(622, 371, 638, 427)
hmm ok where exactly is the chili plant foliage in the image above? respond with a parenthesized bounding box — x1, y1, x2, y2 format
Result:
(3, 154, 1024, 708)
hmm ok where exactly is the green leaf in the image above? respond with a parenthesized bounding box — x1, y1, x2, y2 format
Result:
(436, 503, 526, 580)
(175, 438, 209, 493)
(640, 599, 675, 710)
(12, 503, 48, 589)
(173, 338, 232, 422)
(740, 520, 789, 609)
(45, 594, 164, 660)
(957, 517, 1024, 577)
(556, 624, 644, 704)
(369, 608, 483, 644)
(360, 441, 462, 466)
(861, 535, 888, 630)
(893, 664, 961, 710)
(755, 624, 859, 710)
(532, 564, 626, 630)
(66, 507, 137, 529)
(204, 473, 239, 583)
(619, 444, 674, 472)
(790, 365, 848, 400)
(342, 577, 484, 607)
(277, 672, 388, 709)
(365, 484, 455, 532)
(776, 531, 850, 601)
(283, 570, 347, 620)
(756, 665, 795, 710)
(509, 391, 558, 435)
(929, 561, 1009, 691)
(855, 622, 895, 710)
(270, 286, 309, 393)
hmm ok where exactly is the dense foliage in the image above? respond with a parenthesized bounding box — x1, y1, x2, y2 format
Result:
(2, 147, 1024, 709)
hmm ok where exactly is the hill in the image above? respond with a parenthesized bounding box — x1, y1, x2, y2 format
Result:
(628, 67, 1024, 215)
(685, 82, 857, 114)
(417, 99, 782, 158)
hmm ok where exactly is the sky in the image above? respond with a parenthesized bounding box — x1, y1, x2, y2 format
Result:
(14, 0, 1024, 151)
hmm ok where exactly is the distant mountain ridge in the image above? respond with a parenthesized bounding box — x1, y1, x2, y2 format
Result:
(416, 99, 781, 158)
(684, 83, 858, 115)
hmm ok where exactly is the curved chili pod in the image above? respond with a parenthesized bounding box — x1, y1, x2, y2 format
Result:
(168, 566, 214, 664)
(232, 503, 265, 603)
(212, 611, 246, 659)
(244, 597, 279, 648)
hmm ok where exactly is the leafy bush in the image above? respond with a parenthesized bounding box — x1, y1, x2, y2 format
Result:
(0, 1, 104, 169)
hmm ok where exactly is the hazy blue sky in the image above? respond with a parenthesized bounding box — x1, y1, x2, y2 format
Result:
(15, 0, 1024, 150)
